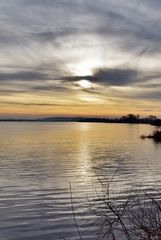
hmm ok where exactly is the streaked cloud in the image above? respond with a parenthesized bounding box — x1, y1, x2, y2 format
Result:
(0, 0, 161, 117)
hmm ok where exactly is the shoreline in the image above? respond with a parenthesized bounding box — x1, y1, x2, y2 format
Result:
(0, 117, 160, 126)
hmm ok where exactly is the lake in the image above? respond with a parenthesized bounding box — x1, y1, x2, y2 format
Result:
(0, 122, 160, 240)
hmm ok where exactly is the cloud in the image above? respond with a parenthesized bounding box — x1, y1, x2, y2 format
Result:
(60, 68, 138, 86)
(0, 71, 48, 81)
(31, 84, 70, 92)
(136, 90, 161, 100)
(0, 88, 27, 96)
(32, 29, 76, 42)
(0, 101, 73, 107)
(91, 68, 139, 86)
(0, 0, 161, 115)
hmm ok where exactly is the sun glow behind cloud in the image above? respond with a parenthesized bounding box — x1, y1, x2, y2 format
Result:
(68, 62, 93, 76)
(77, 80, 93, 89)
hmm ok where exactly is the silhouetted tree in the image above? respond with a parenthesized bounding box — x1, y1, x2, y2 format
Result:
(148, 115, 157, 122)
(120, 114, 139, 123)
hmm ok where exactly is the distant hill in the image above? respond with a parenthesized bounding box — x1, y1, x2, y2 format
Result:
(0, 114, 160, 125)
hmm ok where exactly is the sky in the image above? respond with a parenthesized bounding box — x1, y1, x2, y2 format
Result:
(0, 0, 161, 118)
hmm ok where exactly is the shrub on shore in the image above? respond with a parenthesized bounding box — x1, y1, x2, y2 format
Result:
(141, 130, 161, 142)
(72, 176, 161, 240)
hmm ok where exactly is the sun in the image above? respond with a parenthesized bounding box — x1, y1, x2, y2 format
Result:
(68, 62, 93, 77)
(77, 80, 93, 89)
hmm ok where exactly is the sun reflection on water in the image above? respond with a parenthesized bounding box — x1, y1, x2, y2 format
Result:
(76, 123, 92, 182)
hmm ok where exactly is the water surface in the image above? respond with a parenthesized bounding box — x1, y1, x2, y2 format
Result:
(0, 122, 160, 239)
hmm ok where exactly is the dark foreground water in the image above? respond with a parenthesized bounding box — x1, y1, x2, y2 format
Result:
(0, 122, 161, 240)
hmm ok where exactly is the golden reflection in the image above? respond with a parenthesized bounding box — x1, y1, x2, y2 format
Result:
(77, 123, 91, 181)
